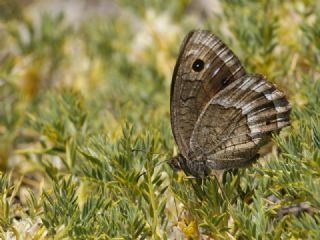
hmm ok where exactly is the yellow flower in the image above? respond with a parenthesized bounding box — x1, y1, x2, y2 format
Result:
(43, 126, 58, 142)
(178, 221, 198, 239)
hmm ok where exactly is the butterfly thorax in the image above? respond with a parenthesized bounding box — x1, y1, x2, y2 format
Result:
(168, 153, 211, 177)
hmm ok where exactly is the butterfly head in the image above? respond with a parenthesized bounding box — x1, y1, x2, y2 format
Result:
(168, 153, 211, 177)
(168, 154, 186, 171)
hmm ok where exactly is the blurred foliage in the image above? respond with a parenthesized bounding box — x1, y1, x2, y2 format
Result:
(0, 0, 320, 239)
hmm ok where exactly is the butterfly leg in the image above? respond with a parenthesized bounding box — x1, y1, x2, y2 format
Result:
(182, 175, 197, 181)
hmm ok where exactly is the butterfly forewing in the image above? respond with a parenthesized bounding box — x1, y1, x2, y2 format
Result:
(170, 30, 246, 158)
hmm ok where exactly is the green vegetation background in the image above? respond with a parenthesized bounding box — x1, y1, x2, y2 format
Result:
(1, 0, 320, 239)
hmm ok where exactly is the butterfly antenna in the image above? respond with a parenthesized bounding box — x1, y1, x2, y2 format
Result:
(136, 158, 169, 180)
(131, 148, 166, 157)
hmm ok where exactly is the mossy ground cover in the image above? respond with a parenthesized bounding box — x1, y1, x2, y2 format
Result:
(0, 0, 320, 239)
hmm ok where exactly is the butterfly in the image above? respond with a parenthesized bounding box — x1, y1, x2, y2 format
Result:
(168, 30, 291, 178)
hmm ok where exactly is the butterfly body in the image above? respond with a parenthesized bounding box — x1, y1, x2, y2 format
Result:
(169, 30, 291, 177)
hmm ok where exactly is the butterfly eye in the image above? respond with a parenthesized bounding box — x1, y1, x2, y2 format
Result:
(192, 59, 204, 72)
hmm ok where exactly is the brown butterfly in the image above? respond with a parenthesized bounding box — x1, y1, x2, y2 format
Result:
(168, 30, 291, 177)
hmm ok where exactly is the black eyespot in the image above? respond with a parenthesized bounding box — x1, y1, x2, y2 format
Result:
(192, 59, 204, 72)
(222, 78, 230, 86)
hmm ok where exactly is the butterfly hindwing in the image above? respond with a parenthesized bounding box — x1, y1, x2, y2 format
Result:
(189, 74, 291, 170)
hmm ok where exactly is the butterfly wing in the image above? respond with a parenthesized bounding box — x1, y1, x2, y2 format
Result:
(189, 74, 291, 170)
(170, 30, 246, 157)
